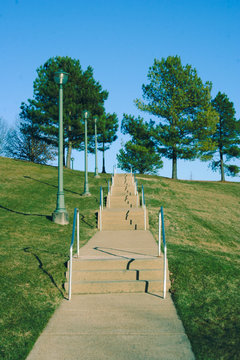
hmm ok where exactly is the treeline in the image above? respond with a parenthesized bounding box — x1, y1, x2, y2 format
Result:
(0, 56, 118, 173)
(117, 56, 240, 181)
(0, 55, 239, 181)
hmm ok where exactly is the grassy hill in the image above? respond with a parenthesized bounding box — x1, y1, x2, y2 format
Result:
(0, 157, 239, 360)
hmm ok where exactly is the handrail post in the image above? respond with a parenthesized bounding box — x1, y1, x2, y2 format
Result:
(108, 180, 110, 208)
(144, 205, 146, 230)
(142, 185, 146, 230)
(101, 187, 103, 210)
(161, 206, 167, 299)
(69, 246, 72, 300)
(99, 186, 102, 231)
(69, 207, 78, 300)
(164, 243, 167, 299)
(158, 210, 161, 257)
(77, 209, 80, 257)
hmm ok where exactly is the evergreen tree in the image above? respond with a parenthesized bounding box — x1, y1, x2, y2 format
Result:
(0, 118, 8, 154)
(135, 56, 217, 179)
(207, 92, 240, 181)
(117, 114, 162, 174)
(20, 56, 108, 168)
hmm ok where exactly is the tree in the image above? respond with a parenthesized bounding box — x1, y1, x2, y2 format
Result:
(94, 113, 118, 173)
(4, 119, 56, 164)
(135, 56, 217, 179)
(0, 118, 8, 154)
(207, 92, 240, 181)
(20, 56, 108, 168)
(117, 114, 163, 174)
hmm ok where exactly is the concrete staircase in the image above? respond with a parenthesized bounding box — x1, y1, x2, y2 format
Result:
(65, 173, 170, 297)
(99, 173, 149, 231)
(66, 256, 170, 295)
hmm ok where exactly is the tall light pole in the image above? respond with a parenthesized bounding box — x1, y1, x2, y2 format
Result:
(52, 69, 69, 225)
(93, 116, 100, 178)
(83, 110, 91, 196)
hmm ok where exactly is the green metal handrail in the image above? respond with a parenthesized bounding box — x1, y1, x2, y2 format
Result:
(158, 206, 167, 299)
(69, 208, 79, 300)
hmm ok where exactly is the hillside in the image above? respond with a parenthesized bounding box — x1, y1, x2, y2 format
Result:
(0, 157, 240, 360)
(140, 174, 240, 360)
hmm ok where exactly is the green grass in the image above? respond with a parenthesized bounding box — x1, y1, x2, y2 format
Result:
(0, 157, 110, 360)
(1, 158, 240, 359)
(138, 174, 240, 360)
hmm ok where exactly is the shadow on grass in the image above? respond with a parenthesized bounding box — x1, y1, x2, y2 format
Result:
(23, 247, 68, 300)
(0, 205, 52, 221)
(24, 176, 100, 203)
(23, 176, 82, 196)
(79, 213, 95, 228)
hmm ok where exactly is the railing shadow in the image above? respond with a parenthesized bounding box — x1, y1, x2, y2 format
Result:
(79, 213, 95, 228)
(94, 246, 156, 258)
(93, 246, 131, 260)
(0, 205, 52, 221)
(23, 247, 68, 300)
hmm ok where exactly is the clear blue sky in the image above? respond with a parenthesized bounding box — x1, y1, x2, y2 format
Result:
(1, 0, 239, 181)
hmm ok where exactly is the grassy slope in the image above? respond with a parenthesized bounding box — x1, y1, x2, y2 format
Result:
(0, 157, 110, 360)
(139, 174, 240, 360)
(0, 157, 239, 359)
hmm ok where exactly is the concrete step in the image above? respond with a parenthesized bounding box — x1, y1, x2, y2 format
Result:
(111, 188, 136, 195)
(109, 197, 139, 203)
(99, 208, 149, 230)
(109, 200, 139, 208)
(102, 216, 145, 222)
(65, 279, 169, 295)
(102, 208, 145, 215)
(66, 268, 166, 282)
(70, 257, 165, 271)
(102, 224, 145, 230)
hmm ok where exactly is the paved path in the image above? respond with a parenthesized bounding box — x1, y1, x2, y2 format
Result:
(27, 230, 195, 359)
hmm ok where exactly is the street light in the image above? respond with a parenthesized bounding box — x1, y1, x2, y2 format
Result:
(83, 110, 91, 196)
(52, 69, 69, 225)
(93, 116, 100, 178)
(71, 157, 74, 170)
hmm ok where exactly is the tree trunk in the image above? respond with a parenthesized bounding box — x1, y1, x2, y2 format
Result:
(172, 151, 177, 179)
(66, 140, 72, 169)
(220, 149, 225, 181)
(102, 142, 106, 173)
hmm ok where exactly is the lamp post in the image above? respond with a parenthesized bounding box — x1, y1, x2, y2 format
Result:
(71, 157, 74, 170)
(93, 116, 100, 178)
(52, 69, 69, 225)
(83, 110, 91, 196)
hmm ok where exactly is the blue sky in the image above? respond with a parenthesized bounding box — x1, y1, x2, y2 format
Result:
(1, 0, 239, 181)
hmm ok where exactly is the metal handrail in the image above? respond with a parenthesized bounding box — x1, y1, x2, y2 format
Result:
(158, 206, 167, 299)
(99, 186, 103, 231)
(107, 180, 110, 208)
(141, 185, 147, 230)
(141, 185, 145, 207)
(69, 208, 80, 300)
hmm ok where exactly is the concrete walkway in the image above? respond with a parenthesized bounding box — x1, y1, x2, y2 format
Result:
(27, 230, 195, 359)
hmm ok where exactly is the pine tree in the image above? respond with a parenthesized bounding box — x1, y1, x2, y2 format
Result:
(135, 56, 217, 179)
(20, 56, 108, 167)
(117, 114, 163, 174)
(94, 113, 118, 173)
(208, 92, 240, 181)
